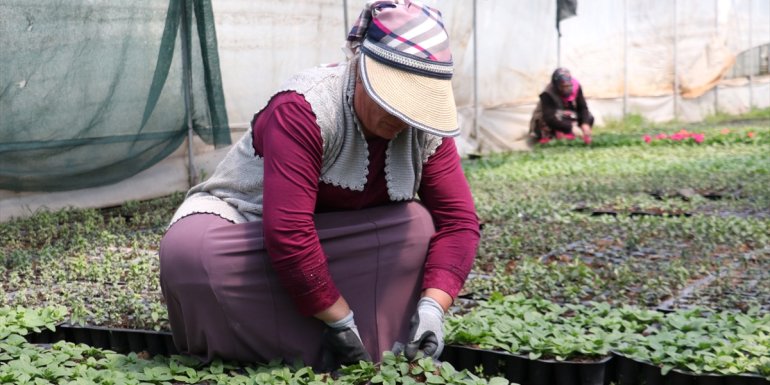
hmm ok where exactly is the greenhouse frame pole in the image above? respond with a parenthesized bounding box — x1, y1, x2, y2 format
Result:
(673, 0, 679, 120)
(473, 0, 479, 151)
(623, 0, 628, 117)
(714, 0, 719, 112)
(748, 0, 753, 110)
(180, 0, 197, 187)
(343, 0, 349, 39)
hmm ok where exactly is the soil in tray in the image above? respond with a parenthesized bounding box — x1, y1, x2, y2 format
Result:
(659, 260, 770, 314)
(661, 292, 770, 314)
(648, 187, 744, 202)
(573, 205, 692, 217)
(532, 238, 700, 307)
(539, 238, 632, 266)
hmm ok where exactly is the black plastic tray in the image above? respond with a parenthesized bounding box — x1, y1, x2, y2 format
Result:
(612, 352, 770, 385)
(440, 345, 611, 385)
(25, 324, 177, 356)
(438, 346, 769, 385)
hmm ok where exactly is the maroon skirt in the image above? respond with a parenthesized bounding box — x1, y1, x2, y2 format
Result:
(159, 201, 435, 368)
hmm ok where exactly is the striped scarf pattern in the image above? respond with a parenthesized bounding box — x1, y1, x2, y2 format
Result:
(346, 0, 450, 62)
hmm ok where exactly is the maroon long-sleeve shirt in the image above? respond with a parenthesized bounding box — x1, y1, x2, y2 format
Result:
(252, 92, 479, 316)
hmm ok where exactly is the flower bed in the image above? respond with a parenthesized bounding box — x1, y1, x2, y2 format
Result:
(642, 128, 763, 146)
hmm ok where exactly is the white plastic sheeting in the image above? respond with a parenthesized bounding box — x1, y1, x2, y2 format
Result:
(453, 0, 770, 152)
(209, 0, 770, 152)
(2, 0, 770, 221)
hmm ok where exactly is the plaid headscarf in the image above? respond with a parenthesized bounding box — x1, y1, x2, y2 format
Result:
(345, 0, 450, 63)
(346, 1, 403, 57)
(346, 0, 457, 136)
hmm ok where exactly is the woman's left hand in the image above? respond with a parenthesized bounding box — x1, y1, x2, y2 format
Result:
(404, 296, 445, 360)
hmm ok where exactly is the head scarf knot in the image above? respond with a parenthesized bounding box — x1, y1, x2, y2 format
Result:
(344, 1, 406, 58)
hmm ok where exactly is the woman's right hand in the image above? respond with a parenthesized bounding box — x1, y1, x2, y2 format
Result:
(580, 123, 592, 144)
(321, 309, 371, 369)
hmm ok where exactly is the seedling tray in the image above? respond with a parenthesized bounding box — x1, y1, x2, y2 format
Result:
(657, 255, 770, 314)
(612, 352, 770, 385)
(438, 346, 770, 385)
(25, 324, 177, 356)
(440, 345, 611, 385)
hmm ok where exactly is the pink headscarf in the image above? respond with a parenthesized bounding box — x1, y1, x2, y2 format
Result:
(551, 67, 580, 104)
(562, 78, 580, 104)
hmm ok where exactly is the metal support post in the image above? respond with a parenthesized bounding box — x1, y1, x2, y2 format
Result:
(748, 0, 754, 110)
(673, 0, 679, 120)
(714, 0, 719, 112)
(180, 0, 197, 187)
(343, 0, 349, 38)
(473, 0, 479, 151)
(623, 0, 628, 117)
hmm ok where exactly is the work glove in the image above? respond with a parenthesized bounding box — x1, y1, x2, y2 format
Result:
(404, 297, 445, 360)
(321, 311, 371, 370)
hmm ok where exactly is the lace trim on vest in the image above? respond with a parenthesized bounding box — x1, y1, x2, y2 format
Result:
(168, 59, 444, 227)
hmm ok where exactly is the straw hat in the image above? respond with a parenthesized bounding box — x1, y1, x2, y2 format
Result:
(353, 1, 458, 137)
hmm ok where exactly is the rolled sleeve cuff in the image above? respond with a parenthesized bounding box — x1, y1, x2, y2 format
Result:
(291, 285, 341, 317)
(422, 268, 467, 299)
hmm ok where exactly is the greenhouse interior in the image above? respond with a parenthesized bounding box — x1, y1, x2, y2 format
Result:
(1, 0, 770, 384)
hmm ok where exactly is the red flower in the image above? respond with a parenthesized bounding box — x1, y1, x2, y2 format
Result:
(655, 133, 668, 140)
(539, 137, 551, 144)
(693, 133, 705, 143)
(748, 132, 756, 138)
(643, 135, 652, 143)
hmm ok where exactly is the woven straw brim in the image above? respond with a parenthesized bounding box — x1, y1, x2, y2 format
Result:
(361, 54, 459, 137)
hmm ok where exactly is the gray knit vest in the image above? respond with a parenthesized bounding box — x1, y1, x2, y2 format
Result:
(169, 59, 443, 226)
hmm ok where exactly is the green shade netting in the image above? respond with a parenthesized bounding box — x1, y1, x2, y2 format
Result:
(0, 0, 230, 192)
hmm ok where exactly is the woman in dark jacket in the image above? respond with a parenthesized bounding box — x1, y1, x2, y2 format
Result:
(529, 68, 594, 144)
